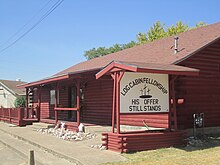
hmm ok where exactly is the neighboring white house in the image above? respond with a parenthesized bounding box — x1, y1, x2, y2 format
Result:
(0, 79, 26, 108)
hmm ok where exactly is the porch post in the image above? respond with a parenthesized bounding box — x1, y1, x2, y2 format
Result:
(37, 86, 41, 121)
(18, 108, 23, 126)
(26, 87, 29, 119)
(116, 71, 125, 134)
(76, 79, 80, 126)
(169, 76, 178, 130)
(55, 83, 58, 124)
(111, 72, 116, 133)
(169, 76, 172, 130)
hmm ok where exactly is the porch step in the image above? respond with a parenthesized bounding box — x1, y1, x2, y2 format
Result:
(22, 118, 38, 126)
(40, 118, 56, 124)
(28, 122, 55, 131)
(85, 125, 112, 134)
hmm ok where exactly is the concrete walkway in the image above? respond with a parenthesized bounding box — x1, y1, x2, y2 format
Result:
(0, 121, 126, 165)
(0, 142, 27, 165)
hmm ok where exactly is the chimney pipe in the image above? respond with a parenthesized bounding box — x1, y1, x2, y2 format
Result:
(174, 36, 179, 54)
(16, 78, 21, 82)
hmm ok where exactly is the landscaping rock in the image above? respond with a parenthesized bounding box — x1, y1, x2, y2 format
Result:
(90, 144, 106, 150)
(100, 145, 107, 150)
(37, 124, 96, 142)
(186, 136, 207, 147)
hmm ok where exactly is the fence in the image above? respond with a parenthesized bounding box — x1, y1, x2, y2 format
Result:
(0, 108, 25, 126)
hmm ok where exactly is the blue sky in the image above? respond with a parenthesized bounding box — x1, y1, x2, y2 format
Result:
(0, 0, 219, 82)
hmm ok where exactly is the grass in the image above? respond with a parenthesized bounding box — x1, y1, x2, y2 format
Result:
(102, 135, 220, 165)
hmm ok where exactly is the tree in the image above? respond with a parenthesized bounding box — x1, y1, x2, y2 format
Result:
(108, 44, 123, 54)
(138, 21, 189, 43)
(195, 21, 207, 28)
(84, 47, 107, 60)
(122, 41, 136, 49)
(167, 21, 189, 36)
(14, 96, 26, 108)
(137, 32, 148, 44)
(84, 41, 136, 60)
(147, 21, 166, 42)
(84, 21, 207, 60)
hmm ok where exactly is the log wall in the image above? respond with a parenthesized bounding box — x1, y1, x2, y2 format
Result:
(82, 78, 113, 125)
(176, 39, 220, 129)
(102, 130, 187, 153)
(120, 113, 169, 128)
(33, 87, 55, 119)
(32, 77, 170, 127)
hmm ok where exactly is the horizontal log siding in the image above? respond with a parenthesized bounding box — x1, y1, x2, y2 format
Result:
(32, 87, 55, 119)
(120, 113, 169, 128)
(82, 79, 113, 125)
(103, 131, 187, 153)
(82, 77, 169, 127)
(176, 39, 220, 129)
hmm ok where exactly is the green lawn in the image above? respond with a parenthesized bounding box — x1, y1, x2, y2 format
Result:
(103, 135, 220, 165)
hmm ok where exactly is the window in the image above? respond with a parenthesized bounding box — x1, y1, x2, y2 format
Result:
(50, 90, 56, 105)
(69, 86, 76, 108)
(50, 89, 60, 105)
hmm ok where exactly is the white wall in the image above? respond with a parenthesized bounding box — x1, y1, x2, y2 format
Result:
(0, 85, 16, 108)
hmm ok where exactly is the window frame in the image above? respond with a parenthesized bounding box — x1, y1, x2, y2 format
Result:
(50, 89, 59, 105)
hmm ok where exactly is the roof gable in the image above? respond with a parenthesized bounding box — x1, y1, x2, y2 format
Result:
(55, 22, 220, 76)
(96, 61, 200, 79)
(0, 80, 26, 95)
(21, 22, 220, 88)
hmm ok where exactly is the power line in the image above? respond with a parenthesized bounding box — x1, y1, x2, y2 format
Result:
(0, 0, 64, 55)
(0, 0, 53, 48)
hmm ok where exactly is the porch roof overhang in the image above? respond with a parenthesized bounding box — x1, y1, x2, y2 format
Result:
(96, 61, 200, 79)
(17, 74, 70, 88)
(17, 67, 102, 89)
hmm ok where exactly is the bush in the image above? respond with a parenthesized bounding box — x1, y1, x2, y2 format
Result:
(14, 96, 26, 108)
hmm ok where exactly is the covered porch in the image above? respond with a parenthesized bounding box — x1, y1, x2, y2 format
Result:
(18, 70, 113, 131)
(96, 61, 199, 152)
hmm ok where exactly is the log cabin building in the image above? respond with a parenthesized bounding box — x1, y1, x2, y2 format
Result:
(18, 22, 220, 152)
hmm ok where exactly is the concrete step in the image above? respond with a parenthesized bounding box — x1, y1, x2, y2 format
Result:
(28, 122, 56, 131)
(23, 118, 38, 125)
(85, 125, 112, 134)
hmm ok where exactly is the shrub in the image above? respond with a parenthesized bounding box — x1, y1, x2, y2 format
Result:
(14, 96, 26, 108)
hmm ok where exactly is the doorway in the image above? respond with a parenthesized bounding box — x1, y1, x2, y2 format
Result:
(68, 86, 77, 121)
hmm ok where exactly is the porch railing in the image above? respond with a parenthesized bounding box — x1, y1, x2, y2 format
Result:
(0, 108, 25, 126)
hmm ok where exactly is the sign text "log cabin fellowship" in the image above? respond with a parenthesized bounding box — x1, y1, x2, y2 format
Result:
(120, 72, 169, 113)
(120, 77, 168, 96)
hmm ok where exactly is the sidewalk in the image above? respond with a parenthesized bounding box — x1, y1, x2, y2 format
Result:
(0, 142, 27, 165)
(0, 121, 126, 165)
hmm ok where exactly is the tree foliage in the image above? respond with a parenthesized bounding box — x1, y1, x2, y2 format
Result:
(136, 32, 148, 44)
(167, 21, 189, 36)
(84, 41, 136, 60)
(195, 22, 207, 28)
(147, 21, 166, 42)
(84, 21, 207, 60)
(14, 96, 26, 108)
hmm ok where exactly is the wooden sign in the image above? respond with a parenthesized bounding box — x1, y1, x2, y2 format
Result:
(120, 72, 169, 113)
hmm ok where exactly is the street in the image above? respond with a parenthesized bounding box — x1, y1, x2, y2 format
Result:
(0, 142, 27, 165)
